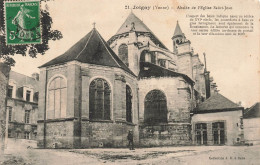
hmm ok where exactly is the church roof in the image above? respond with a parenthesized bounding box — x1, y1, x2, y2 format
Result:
(196, 93, 242, 113)
(110, 12, 168, 50)
(138, 62, 194, 84)
(244, 102, 260, 118)
(116, 12, 151, 35)
(173, 21, 183, 37)
(40, 28, 135, 76)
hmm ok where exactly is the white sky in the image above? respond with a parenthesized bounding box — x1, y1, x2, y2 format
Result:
(11, 0, 260, 108)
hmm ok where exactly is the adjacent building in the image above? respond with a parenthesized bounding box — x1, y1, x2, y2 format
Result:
(191, 93, 244, 145)
(7, 71, 39, 140)
(243, 102, 260, 144)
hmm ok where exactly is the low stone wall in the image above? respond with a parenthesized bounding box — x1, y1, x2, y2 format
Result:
(81, 121, 136, 148)
(37, 120, 75, 148)
(38, 120, 136, 148)
(139, 123, 192, 147)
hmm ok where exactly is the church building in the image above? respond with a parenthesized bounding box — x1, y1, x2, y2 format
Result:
(37, 12, 241, 148)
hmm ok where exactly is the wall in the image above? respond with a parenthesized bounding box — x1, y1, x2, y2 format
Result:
(81, 121, 135, 148)
(191, 110, 243, 145)
(244, 118, 260, 144)
(177, 53, 193, 79)
(80, 63, 139, 147)
(7, 99, 38, 140)
(138, 77, 192, 123)
(38, 61, 139, 148)
(0, 63, 10, 153)
(138, 77, 192, 146)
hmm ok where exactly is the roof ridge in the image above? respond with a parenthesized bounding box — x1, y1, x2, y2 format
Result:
(95, 29, 121, 68)
(218, 93, 239, 106)
(75, 29, 95, 59)
(244, 102, 259, 114)
(10, 70, 37, 81)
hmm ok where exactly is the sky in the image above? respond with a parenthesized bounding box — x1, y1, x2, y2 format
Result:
(10, 0, 259, 108)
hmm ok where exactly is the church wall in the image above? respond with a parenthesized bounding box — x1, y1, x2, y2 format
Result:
(177, 42, 191, 54)
(79, 63, 139, 148)
(177, 54, 193, 79)
(138, 77, 192, 146)
(110, 33, 157, 76)
(192, 55, 206, 99)
(81, 121, 135, 148)
(38, 64, 77, 148)
(45, 120, 74, 148)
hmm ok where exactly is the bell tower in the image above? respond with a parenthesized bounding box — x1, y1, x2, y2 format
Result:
(172, 21, 193, 79)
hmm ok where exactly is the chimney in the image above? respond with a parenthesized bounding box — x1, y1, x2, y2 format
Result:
(32, 73, 39, 81)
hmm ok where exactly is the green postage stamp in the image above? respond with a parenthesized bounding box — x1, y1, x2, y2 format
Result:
(4, 1, 41, 45)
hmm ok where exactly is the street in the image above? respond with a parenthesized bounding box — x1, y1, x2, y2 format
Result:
(0, 139, 259, 165)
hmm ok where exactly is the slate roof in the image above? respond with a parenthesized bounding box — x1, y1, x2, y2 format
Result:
(138, 62, 194, 84)
(110, 12, 168, 50)
(10, 71, 39, 92)
(116, 12, 152, 35)
(196, 93, 242, 112)
(173, 21, 183, 37)
(40, 28, 136, 77)
(244, 102, 260, 118)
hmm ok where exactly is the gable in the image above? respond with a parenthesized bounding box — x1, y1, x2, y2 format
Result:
(40, 28, 135, 77)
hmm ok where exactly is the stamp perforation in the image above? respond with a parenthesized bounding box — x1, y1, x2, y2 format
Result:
(3, 0, 42, 45)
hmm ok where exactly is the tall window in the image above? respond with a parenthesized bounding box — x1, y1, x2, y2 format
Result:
(47, 76, 67, 119)
(195, 123, 207, 145)
(7, 86, 13, 98)
(213, 122, 225, 145)
(140, 50, 156, 64)
(89, 78, 111, 120)
(24, 132, 30, 139)
(118, 44, 129, 66)
(25, 110, 30, 124)
(8, 107, 12, 122)
(144, 90, 167, 125)
(26, 90, 31, 102)
(126, 85, 132, 123)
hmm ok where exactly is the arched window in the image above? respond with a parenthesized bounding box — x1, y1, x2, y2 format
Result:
(89, 78, 111, 120)
(47, 76, 67, 119)
(126, 85, 132, 123)
(118, 44, 129, 66)
(144, 90, 167, 125)
(140, 50, 156, 64)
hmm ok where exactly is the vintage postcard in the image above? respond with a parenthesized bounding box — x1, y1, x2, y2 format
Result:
(0, 0, 259, 164)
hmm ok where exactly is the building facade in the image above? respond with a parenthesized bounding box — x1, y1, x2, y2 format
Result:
(0, 63, 11, 152)
(243, 102, 260, 144)
(7, 71, 39, 140)
(191, 93, 244, 145)
(37, 12, 242, 148)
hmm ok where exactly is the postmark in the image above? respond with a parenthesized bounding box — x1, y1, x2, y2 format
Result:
(4, 0, 41, 45)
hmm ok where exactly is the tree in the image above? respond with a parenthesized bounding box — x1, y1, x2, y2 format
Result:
(0, 0, 62, 66)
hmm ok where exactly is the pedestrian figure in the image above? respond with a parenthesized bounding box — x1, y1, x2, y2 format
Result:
(127, 130, 134, 150)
